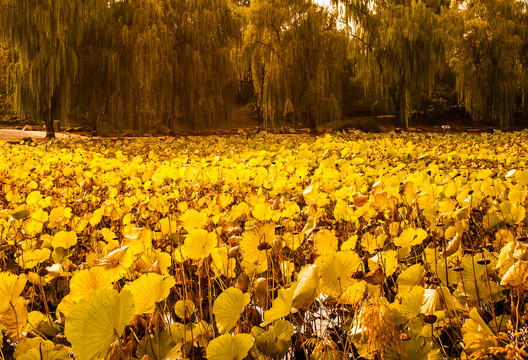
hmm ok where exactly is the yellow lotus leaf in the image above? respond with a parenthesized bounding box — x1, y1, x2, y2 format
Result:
(213, 287, 250, 334)
(496, 202, 525, 225)
(252, 202, 273, 221)
(398, 263, 425, 293)
(16, 248, 51, 269)
(368, 250, 398, 277)
(124, 273, 175, 314)
(14, 337, 70, 360)
(206, 333, 254, 360)
(284, 232, 304, 251)
(302, 215, 317, 235)
(22, 218, 43, 236)
(26, 190, 42, 205)
(339, 280, 366, 306)
(65, 289, 135, 360)
(292, 264, 320, 310)
(261, 285, 296, 326)
(211, 247, 237, 278)
(182, 228, 217, 260)
(517, 169, 528, 186)
(56, 294, 77, 319)
(72, 217, 89, 234)
(0, 272, 27, 313)
(251, 320, 294, 360)
(360, 233, 385, 253)
(313, 229, 338, 255)
(48, 206, 72, 228)
(100, 228, 116, 243)
(394, 228, 428, 247)
(495, 241, 515, 277)
(334, 199, 353, 221)
(240, 224, 275, 270)
(462, 307, 499, 357)
(11, 204, 31, 220)
(123, 227, 152, 255)
(500, 261, 528, 290)
(216, 193, 234, 209)
(341, 235, 358, 251)
(136, 329, 182, 360)
(69, 267, 113, 302)
(89, 208, 103, 227)
(24, 311, 45, 333)
(514, 241, 528, 261)
(280, 260, 294, 279)
(180, 209, 208, 230)
(156, 217, 177, 237)
(1, 297, 28, 342)
(495, 229, 514, 246)
(398, 285, 424, 318)
(174, 299, 195, 320)
(139, 249, 172, 275)
(93, 245, 134, 281)
(316, 251, 362, 297)
(52, 231, 78, 249)
(173, 320, 213, 347)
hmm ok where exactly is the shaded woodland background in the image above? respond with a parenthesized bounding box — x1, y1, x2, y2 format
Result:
(1, 0, 528, 136)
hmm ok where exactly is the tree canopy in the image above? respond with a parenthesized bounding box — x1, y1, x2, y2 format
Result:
(1, 0, 528, 132)
(235, 0, 346, 130)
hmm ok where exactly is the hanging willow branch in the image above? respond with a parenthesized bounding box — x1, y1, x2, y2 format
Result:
(334, 0, 447, 129)
(234, 0, 346, 130)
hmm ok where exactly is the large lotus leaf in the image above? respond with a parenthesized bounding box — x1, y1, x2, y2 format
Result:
(206, 333, 254, 360)
(182, 228, 217, 260)
(69, 267, 113, 302)
(136, 330, 181, 360)
(213, 287, 250, 334)
(402, 335, 442, 360)
(0, 272, 27, 313)
(65, 288, 135, 360)
(313, 229, 338, 255)
(462, 308, 499, 357)
(14, 337, 70, 360)
(240, 224, 274, 270)
(399, 286, 424, 318)
(397, 264, 424, 293)
(123, 273, 175, 314)
(394, 228, 428, 247)
(251, 320, 294, 359)
(316, 251, 362, 296)
(1, 297, 28, 341)
(292, 264, 320, 310)
(261, 285, 296, 327)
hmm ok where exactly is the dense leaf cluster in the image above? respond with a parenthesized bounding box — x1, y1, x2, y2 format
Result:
(0, 132, 527, 359)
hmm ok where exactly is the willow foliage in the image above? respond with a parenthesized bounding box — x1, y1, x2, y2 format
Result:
(80, 0, 240, 132)
(1, 0, 239, 133)
(334, 0, 447, 129)
(1, 0, 82, 136)
(236, 0, 346, 129)
(449, 0, 525, 128)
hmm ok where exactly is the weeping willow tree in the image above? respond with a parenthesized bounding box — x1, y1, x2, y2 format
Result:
(449, 0, 524, 128)
(0, 0, 108, 137)
(333, 0, 448, 129)
(236, 0, 346, 129)
(76, 0, 240, 132)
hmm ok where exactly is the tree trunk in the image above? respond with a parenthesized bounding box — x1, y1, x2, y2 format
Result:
(390, 87, 407, 130)
(306, 112, 317, 132)
(390, 90, 401, 129)
(44, 109, 55, 139)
